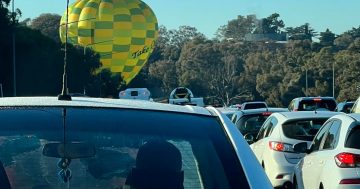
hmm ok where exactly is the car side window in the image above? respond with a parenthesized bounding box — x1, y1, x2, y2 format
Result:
(256, 119, 270, 140)
(310, 121, 332, 152)
(351, 99, 359, 113)
(288, 100, 294, 111)
(264, 117, 278, 137)
(321, 120, 341, 150)
(256, 117, 272, 140)
(231, 114, 238, 124)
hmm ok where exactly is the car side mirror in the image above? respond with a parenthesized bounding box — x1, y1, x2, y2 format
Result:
(293, 142, 310, 154)
(244, 133, 255, 144)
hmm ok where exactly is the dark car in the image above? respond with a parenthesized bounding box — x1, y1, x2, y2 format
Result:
(288, 97, 337, 111)
(0, 97, 272, 189)
(335, 101, 354, 113)
(231, 108, 288, 143)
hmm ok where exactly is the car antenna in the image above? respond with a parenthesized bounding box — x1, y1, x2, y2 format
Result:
(58, 0, 72, 101)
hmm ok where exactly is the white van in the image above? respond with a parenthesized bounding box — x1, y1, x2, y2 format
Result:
(119, 88, 151, 100)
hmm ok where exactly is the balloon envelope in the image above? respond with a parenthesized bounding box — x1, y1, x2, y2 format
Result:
(60, 0, 158, 84)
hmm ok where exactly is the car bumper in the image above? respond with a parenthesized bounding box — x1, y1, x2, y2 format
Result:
(264, 152, 298, 187)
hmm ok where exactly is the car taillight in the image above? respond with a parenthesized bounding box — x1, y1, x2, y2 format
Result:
(293, 109, 298, 112)
(119, 91, 126, 96)
(262, 112, 272, 116)
(339, 179, 360, 184)
(269, 141, 294, 152)
(335, 153, 360, 168)
(313, 98, 322, 102)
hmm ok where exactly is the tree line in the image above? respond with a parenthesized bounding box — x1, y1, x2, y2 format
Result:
(0, 1, 122, 98)
(1, 1, 360, 107)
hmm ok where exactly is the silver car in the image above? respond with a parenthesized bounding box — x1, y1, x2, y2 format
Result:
(0, 97, 271, 189)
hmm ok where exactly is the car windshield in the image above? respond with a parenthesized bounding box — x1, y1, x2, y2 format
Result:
(282, 119, 328, 141)
(0, 107, 248, 189)
(299, 100, 337, 111)
(237, 114, 270, 133)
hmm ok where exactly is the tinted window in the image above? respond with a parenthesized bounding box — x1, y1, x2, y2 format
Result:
(351, 100, 359, 113)
(243, 103, 267, 110)
(345, 125, 360, 149)
(236, 114, 270, 134)
(231, 114, 238, 123)
(264, 118, 278, 137)
(288, 100, 295, 111)
(130, 90, 138, 96)
(256, 117, 273, 140)
(310, 122, 332, 152)
(298, 99, 337, 111)
(341, 103, 354, 113)
(322, 120, 341, 150)
(0, 107, 248, 189)
(282, 119, 327, 141)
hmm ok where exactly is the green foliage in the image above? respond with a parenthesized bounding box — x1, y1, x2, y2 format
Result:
(86, 69, 124, 98)
(216, 15, 257, 41)
(286, 23, 317, 41)
(253, 13, 285, 34)
(30, 13, 61, 43)
(2, 8, 360, 106)
(320, 29, 336, 47)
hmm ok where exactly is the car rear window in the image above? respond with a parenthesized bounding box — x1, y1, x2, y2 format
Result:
(298, 99, 336, 111)
(236, 114, 269, 133)
(345, 126, 360, 149)
(0, 107, 248, 189)
(282, 119, 327, 141)
(243, 103, 267, 110)
(130, 90, 138, 96)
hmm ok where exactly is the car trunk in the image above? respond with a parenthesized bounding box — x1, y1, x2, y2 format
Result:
(281, 118, 327, 164)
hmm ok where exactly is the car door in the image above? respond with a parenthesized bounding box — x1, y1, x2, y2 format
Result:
(251, 117, 277, 163)
(301, 121, 332, 189)
(313, 120, 341, 186)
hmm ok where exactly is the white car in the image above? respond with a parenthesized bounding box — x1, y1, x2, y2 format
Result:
(249, 111, 342, 188)
(293, 113, 360, 189)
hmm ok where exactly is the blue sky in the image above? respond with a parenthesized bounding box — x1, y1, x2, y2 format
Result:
(15, 0, 360, 38)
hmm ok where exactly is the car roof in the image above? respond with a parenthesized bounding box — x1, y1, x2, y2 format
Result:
(348, 113, 360, 121)
(0, 97, 212, 116)
(242, 101, 267, 104)
(276, 111, 342, 120)
(294, 96, 336, 100)
(217, 107, 238, 113)
(238, 107, 288, 114)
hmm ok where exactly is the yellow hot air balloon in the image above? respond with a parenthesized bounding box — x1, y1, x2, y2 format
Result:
(60, 0, 158, 84)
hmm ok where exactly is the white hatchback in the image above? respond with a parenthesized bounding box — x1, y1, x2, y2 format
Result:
(293, 113, 360, 189)
(249, 111, 342, 188)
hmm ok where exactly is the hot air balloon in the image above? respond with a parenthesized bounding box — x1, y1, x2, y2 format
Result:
(59, 0, 158, 84)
